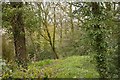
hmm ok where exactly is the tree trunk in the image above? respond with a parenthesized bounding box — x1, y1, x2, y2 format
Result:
(117, 2, 120, 78)
(43, 8, 59, 59)
(117, 18, 120, 78)
(70, 3, 74, 33)
(10, 2, 28, 68)
(92, 2, 108, 78)
(53, 7, 59, 59)
(60, 13, 63, 45)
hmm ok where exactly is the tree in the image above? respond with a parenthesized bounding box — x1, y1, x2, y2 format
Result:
(69, 2, 74, 33)
(91, 2, 108, 78)
(37, 2, 59, 59)
(10, 1, 28, 68)
(116, 2, 120, 78)
(52, 6, 58, 59)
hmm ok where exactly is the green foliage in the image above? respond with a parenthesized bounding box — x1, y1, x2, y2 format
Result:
(2, 59, 52, 78)
(52, 56, 99, 78)
(2, 56, 99, 78)
(59, 29, 91, 57)
(2, 2, 120, 78)
(29, 59, 53, 68)
(2, 34, 14, 63)
(76, 2, 119, 78)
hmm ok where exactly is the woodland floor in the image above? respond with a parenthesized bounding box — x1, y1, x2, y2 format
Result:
(2, 56, 100, 78)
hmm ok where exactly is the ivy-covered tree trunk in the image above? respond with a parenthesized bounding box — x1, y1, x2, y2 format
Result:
(10, 2, 28, 68)
(117, 2, 120, 78)
(117, 17, 120, 78)
(92, 2, 108, 78)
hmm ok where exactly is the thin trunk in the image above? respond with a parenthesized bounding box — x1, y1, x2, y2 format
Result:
(70, 3, 74, 33)
(64, 20, 67, 35)
(53, 7, 56, 57)
(53, 7, 58, 59)
(44, 10, 59, 59)
(60, 14, 63, 45)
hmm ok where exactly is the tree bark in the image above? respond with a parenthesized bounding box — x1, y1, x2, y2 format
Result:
(10, 2, 28, 68)
(43, 7, 59, 59)
(70, 3, 74, 33)
(117, 2, 120, 78)
(92, 2, 108, 78)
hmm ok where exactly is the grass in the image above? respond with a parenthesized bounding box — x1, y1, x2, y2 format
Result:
(41, 56, 99, 78)
(2, 55, 99, 78)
